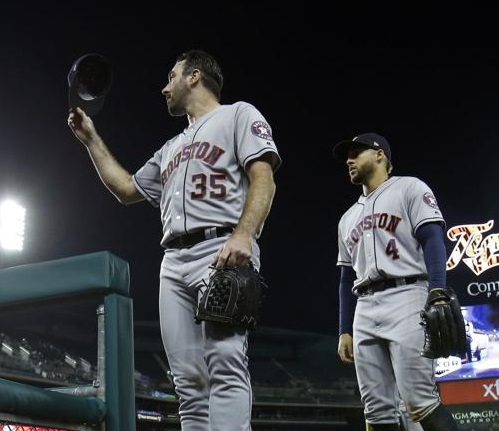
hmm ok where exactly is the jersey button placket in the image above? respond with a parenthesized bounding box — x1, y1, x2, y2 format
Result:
(365, 204, 377, 280)
(171, 152, 188, 233)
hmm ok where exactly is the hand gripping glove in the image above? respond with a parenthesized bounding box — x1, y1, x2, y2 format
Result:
(195, 263, 268, 330)
(420, 287, 467, 359)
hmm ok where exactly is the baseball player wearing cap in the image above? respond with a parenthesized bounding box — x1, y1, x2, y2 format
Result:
(68, 49, 281, 430)
(333, 133, 459, 431)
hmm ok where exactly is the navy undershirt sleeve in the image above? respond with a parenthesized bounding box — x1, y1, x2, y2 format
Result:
(415, 222, 447, 289)
(338, 265, 357, 335)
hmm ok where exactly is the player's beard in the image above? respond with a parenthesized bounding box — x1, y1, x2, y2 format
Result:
(167, 81, 189, 117)
(350, 161, 376, 185)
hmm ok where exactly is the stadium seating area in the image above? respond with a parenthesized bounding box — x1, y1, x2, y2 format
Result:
(0, 321, 364, 430)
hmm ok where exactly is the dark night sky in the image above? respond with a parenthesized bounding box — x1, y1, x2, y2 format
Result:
(1, 3, 499, 335)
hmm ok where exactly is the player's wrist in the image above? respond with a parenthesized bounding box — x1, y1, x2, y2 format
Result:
(339, 332, 352, 338)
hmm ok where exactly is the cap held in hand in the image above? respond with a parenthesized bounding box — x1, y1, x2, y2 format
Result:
(67, 53, 112, 116)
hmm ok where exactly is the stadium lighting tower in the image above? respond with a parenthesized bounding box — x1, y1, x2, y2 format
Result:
(0, 199, 26, 258)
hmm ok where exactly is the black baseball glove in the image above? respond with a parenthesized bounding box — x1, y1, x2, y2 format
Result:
(420, 287, 467, 359)
(195, 263, 268, 330)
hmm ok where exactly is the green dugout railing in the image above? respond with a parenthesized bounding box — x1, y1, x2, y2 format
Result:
(0, 251, 136, 431)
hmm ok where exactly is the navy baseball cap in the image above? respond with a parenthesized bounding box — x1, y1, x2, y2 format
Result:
(67, 53, 113, 116)
(332, 132, 391, 161)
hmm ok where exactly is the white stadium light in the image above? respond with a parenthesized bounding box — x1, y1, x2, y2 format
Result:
(0, 199, 26, 251)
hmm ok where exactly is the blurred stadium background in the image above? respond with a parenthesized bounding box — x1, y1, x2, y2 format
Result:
(0, 299, 364, 430)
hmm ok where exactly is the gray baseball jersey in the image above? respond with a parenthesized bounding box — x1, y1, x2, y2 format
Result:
(337, 176, 445, 292)
(133, 101, 281, 246)
(132, 101, 281, 431)
(338, 175, 447, 425)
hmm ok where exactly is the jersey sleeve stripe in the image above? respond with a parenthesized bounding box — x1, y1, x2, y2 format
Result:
(242, 149, 282, 172)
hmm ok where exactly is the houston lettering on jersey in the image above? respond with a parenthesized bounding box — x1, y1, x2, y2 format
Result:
(346, 213, 402, 253)
(160, 141, 225, 186)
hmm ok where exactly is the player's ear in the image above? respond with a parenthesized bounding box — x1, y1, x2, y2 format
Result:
(190, 69, 201, 84)
(374, 149, 385, 161)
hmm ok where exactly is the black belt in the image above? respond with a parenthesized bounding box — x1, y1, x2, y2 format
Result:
(357, 276, 419, 296)
(166, 227, 233, 249)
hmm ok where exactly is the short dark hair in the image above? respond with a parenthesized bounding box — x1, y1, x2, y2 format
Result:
(386, 158, 393, 174)
(177, 50, 223, 100)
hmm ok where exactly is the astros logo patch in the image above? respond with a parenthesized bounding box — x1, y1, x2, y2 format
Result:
(423, 192, 440, 210)
(251, 121, 273, 141)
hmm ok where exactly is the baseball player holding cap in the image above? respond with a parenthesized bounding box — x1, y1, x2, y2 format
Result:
(68, 49, 281, 430)
(333, 133, 459, 431)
